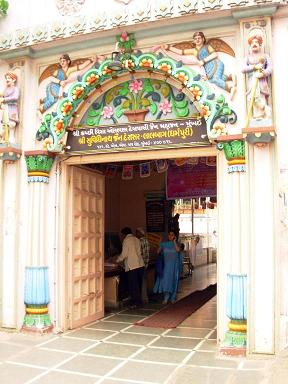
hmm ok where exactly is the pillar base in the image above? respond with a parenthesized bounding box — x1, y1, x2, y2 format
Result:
(220, 345, 247, 357)
(224, 329, 247, 346)
(220, 328, 247, 357)
(22, 313, 53, 333)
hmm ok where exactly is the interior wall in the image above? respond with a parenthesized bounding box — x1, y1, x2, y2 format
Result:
(105, 168, 166, 233)
(105, 176, 121, 232)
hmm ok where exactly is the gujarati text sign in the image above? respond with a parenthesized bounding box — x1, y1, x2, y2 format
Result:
(66, 118, 209, 153)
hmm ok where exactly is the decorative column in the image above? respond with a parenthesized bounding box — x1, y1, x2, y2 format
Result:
(223, 274, 247, 355)
(22, 151, 55, 332)
(240, 16, 276, 354)
(217, 136, 248, 356)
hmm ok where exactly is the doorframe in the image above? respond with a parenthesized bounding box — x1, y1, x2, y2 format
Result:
(57, 145, 218, 331)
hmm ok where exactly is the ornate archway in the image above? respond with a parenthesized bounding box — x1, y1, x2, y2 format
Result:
(36, 51, 237, 153)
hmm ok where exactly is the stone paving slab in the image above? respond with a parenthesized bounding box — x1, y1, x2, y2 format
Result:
(132, 346, 190, 364)
(0, 363, 44, 384)
(150, 335, 201, 350)
(110, 360, 177, 383)
(31, 370, 98, 384)
(85, 342, 142, 358)
(58, 355, 123, 376)
(40, 336, 96, 352)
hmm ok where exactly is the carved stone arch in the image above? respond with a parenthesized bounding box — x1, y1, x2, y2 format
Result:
(36, 53, 237, 153)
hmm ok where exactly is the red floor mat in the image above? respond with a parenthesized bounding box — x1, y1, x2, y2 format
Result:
(135, 284, 217, 328)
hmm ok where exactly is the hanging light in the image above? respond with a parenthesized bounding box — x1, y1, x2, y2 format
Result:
(107, 42, 123, 72)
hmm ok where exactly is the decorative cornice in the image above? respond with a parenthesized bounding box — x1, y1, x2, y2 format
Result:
(0, 2, 284, 58)
(215, 134, 243, 142)
(232, 5, 278, 19)
(242, 126, 276, 146)
(0, 145, 22, 162)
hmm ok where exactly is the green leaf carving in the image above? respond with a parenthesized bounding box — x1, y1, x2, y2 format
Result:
(119, 88, 129, 96)
(176, 107, 189, 117)
(141, 98, 151, 107)
(122, 100, 131, 109)
(223, 107, 231, 115)
(175, 100, 188, 109)
(88, 109, 101, 117)
(217, 95, 225, 104)
(106, 92, 114, 104)
(150, 103, 157, 115)
(161, 85, 170, 98)
(115, 106, 124, 118)
(86, 117, 97, 126)
(143, 79, 154, 93)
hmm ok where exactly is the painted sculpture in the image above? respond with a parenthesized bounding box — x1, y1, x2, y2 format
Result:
(153, 31, 237, 98)
(36, 33, 237, 152)
(0, 71, 20, 144)
(242, 34, 272, 128)
(39, 53, 98, 113)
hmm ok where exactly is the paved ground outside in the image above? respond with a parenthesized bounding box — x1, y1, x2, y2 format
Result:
(0, 264, 287, 384)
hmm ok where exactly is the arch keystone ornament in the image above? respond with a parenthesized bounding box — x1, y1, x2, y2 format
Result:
(36, 33, 237, 153)
(22, 151, 56, 333)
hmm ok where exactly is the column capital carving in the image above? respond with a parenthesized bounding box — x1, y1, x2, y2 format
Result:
(216, 136, 246, 173)
(24, 150, 56, 183)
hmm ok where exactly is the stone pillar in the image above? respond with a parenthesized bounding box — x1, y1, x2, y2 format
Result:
(240, 16, 276, 354)
(217, 137, 248, 356)
(0, 147, 22, 328)
(22, 151, 55, 332)
(246, 142, 275, 354)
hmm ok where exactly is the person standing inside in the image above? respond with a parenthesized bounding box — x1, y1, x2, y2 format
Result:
(117, 227, 144, 309)
(169, 213, 180, 241)
(153, 231, 181, 304)
(136, 227, 150, 304)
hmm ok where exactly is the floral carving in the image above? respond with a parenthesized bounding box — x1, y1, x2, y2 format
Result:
(55, 0, 85, 16)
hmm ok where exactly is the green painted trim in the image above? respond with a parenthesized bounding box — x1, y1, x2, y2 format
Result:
(0, 15, 237, 61)
(232, 6, 278, 19)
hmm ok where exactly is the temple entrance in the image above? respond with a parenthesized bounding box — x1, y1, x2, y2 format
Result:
(63, 148, 218, 329)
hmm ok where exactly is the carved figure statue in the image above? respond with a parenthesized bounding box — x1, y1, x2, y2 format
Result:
(153, 31, 236, 98)
(39, 53, 98, 113)
(0, 71, 20, 144)
(242, 34, 272, 126)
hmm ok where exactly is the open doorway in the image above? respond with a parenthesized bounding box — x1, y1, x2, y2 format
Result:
(65, 154, 217, 329)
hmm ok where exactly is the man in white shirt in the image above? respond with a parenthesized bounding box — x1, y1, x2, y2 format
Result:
(117, 227, 144, 308)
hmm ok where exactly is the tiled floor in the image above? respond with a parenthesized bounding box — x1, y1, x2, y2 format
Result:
(0, 264, 287, 383)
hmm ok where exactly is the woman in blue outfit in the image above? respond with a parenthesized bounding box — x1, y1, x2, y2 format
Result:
(153, 231, 181, 304)
(154, 31, 236, 96)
